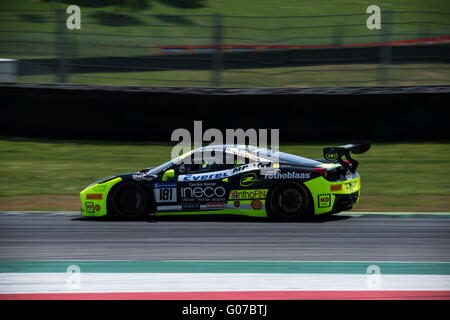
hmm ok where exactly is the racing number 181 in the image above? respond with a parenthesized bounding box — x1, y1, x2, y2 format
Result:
(160, 188, 173, 201)
(155, 187, 177, 203)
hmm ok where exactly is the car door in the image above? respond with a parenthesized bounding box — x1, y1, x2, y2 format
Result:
(175, 150, 235, 211)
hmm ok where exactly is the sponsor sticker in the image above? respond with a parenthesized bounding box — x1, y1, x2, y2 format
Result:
(318, 193, 331, 208)
(345, 181, 358, 193)
(240, 173, 259, 187)
(154, 181, 177, 188)
(264, 172, 310, 180)
(94, 204, 101, 212)
(229, 189, 268, 200)
(206, 202, 226, 209)
(324, 151, 339, 161)
(251, 199, 263, 210)
(231, 164, 249, 174)
(132, 173, 154, 181)
(85, 202, 95, 213)
(181, 185, 226, 202)
(330, 184, 342, 192)
(179, 170, 231, 182)
(86, 193, 103, 200)
(182, 203, 200, 210)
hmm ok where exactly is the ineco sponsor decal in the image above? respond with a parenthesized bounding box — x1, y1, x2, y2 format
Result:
(229, 189, 268, 200)
(86, 193, 103, 200)
(264, 172, 310, 180)
(181, 186, 226, 201)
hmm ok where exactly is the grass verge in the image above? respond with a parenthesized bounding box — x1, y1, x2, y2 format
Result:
(0, 139, 449, 211)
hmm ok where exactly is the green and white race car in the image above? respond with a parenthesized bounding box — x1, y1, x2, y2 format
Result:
(80, 143, 370, 220)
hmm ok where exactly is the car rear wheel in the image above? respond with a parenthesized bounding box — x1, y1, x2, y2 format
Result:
(112, 182, 149, 219)
(268, 182, 311, 220)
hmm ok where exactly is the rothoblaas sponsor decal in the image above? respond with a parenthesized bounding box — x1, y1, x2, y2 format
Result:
(229, 189, 268, 200)
(264, 171, 310, 180)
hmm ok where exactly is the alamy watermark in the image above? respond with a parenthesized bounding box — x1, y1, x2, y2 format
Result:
(366, 5, 381, 30)
(66, 5, 81, 30)
(171, 121, 279, 165)
(66, 264, 81, 290)
(366, 264, 382, 289)
(65, 5, 382, 32)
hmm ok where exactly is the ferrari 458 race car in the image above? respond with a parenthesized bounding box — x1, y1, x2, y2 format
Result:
(80, 143, 370, 220)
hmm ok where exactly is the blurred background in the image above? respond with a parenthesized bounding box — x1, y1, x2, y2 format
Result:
(0, 0, 449, 87)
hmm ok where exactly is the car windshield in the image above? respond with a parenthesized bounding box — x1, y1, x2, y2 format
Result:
(148, 160, 173, 175)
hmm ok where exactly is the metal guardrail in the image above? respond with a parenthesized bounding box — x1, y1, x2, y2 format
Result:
(0, 10, 449, 87)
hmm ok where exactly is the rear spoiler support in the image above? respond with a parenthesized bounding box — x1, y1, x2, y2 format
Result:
(323, 142, 371, 174)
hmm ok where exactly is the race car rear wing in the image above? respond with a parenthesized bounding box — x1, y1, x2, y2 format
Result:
(323, 142, 371, 173)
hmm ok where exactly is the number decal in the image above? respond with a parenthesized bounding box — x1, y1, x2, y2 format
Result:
(154, 187, 177, 203)
(160, 188, 173, 201)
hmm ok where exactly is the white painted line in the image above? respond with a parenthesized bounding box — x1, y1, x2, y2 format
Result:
(1, 273, 449, 294)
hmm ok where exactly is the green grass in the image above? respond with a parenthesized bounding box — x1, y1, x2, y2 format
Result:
(1, 0, 449, 59)
(0, 139, 449, 200)
(16, 63, 450, 87)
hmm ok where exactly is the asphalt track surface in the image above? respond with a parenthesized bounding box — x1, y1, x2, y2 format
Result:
(0, 212, 449, 261)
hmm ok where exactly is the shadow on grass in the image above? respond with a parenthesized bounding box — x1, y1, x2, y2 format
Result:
(72, 213, 351, 223)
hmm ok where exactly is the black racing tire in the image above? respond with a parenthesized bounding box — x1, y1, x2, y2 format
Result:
(112, 182, 149, 219)
(267, 182, 311, 220)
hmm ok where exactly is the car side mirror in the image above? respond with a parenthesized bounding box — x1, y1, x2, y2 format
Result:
(162, 169, 175, 181)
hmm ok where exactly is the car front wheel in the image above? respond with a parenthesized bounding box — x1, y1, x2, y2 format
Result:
(112, 182, 149, 219)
